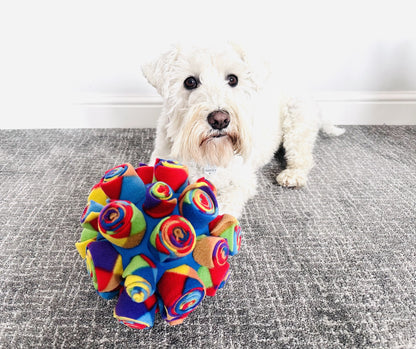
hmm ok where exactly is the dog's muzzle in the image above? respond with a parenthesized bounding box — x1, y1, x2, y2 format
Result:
(207, 110, 230, 131)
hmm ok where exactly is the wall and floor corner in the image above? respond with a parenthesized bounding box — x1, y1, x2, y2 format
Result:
(2, 93, 416, 129)
(0, 1, 415, 128)
(70, 92, 416, 128)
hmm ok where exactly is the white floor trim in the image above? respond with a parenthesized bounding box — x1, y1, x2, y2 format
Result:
(74, 91, 416, 127)
(71, 95, 162, 128)
(314, 91, 416, 125)
(2, 91, 415, 129)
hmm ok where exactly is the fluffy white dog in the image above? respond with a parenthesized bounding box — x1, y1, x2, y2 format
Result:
(142, 43, 344, 218)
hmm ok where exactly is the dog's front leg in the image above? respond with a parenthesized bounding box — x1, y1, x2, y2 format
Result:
(216, 186, 247, 219)
(276, 101, 319, 188)
(211, 165, 257, 219)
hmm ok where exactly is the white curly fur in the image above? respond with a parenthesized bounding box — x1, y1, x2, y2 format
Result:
(142, 43, 344, 218)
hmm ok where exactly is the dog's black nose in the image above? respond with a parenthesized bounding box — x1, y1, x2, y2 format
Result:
(207, 110, 230, 130)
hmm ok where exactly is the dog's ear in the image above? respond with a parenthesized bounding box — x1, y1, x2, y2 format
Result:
(141, 45, 180, 97)
(228, 41, 248, 62)
(228, 41, 272, 91)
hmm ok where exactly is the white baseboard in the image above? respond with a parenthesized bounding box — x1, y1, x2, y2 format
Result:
(2, 91, 415, 129)
(314, 91, 416, 125)
(71, 96, 162, 128)
(73, 91, 416, 127)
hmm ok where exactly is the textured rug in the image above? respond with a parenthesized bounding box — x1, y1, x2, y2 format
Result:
(0, 126, 415, 348)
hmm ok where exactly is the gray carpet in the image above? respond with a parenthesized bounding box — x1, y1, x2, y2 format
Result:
(0, 126, 415, 348)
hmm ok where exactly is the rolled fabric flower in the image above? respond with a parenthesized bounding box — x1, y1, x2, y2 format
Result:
(135, 163, 154, 185)
(157, 265, 205, 325)
(153, 159, 189, 192)
(209, 214, 242, 256)
(114, 287, 157, 329)
(178, 182, 218, 229)
(198, 262, 231, 297)
(196, 177, 217, 196)
(80, 200, 103, 231)
(122, 254, 157, 303)
(97, 289, 120, 300)
(87, 183, 109, 206)
(98, 200, 146, 248)
(99, 163, 146, 204)
(192, 236, 229, 269)
(142, 182, 177, 218)
(75, 228, 98, 259)
(149, 215, 196, 262)
(85, 240, 123, 294)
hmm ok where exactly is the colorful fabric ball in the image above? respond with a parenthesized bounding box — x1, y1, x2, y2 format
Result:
(75, 159, 242, 329)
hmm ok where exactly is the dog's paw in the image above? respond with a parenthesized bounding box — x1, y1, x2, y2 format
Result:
(216, 194, 243, 219)
(218, 204, 242, 220)
(276, 169, 308, 188)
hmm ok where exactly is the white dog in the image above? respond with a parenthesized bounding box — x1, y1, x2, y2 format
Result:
(142, 43, 344, 218)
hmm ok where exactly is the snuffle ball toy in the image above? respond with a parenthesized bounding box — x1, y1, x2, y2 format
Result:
(75, 159, 242, 329)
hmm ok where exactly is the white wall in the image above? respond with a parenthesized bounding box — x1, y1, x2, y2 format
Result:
(0, 0, 415, 128)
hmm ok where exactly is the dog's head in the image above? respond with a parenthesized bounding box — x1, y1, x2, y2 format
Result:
(142, 43, 269, 167)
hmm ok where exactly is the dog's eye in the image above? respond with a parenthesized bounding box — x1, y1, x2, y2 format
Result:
(227, 74, 238, 87)
(184, 76, 199, 90)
